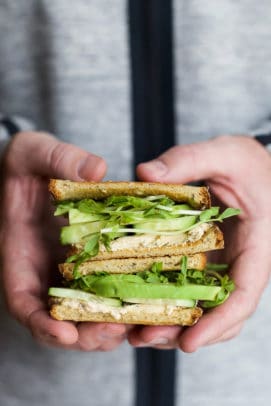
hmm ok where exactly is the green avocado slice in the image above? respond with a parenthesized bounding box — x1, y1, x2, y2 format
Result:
(87, 275, 222, 301)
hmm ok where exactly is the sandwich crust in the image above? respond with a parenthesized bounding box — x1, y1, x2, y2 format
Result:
(49, 298, 203, 326)
(59, 253, 207, 280)
(49, 179, 211, 209)
(48, 179, 225, 326)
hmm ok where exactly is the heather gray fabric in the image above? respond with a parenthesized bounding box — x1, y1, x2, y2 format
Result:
(0, 0, 132, 180)
(0, 2, 133, 406)
(1, 1, 271, 405)
(174, 0, 271, 142)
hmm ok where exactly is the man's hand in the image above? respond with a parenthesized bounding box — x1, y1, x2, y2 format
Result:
(129, 135, 271, 352)
(0, 131, 129, 351)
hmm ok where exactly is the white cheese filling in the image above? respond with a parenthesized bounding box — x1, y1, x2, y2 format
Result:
(98, 222, 212, 252)
(61, 299, 184, 320)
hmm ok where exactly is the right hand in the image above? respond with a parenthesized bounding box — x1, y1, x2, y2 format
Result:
(129, 135, 271, 351)
(0, 131, 129, 351)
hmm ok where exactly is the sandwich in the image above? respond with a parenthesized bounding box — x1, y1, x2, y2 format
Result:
(48, 180, 239, 326)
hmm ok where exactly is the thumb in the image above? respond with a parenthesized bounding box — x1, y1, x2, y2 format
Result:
(137, 135, 266, 184)
(137, 138, 224, 184)
(5, 131, 107, 181)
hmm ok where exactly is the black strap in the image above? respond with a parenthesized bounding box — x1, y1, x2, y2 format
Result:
(254, 133, 271, 146)
(0, 116, 20, 136)
(128, 2, 177, 406)
(128, 0, 175, 166)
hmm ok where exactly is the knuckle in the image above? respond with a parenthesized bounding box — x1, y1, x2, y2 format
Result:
(48, 142, 71, 174)
(98, 339, 124, 352)
(78, 336, 124, 352)
(78, 344, 96, 352)
(77, 335, 102, 352)
(177, 143, 200, 180)
(214, 134, 264, 155)
(78, 339, 98, 352)
(8, 131, 39, 153)
(238, 289, 256, 318)
(224, 323, 244, 342)
(3, 131, 52, 172)
(246, 300, 258, 318)
(230, 325, 243, 340)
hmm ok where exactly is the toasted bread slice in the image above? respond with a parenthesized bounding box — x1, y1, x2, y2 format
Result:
(68, 224, 223, 261)
(49, 298, 203, 326)
(59, 253, 207, 280)
(49, 179, 211, 209)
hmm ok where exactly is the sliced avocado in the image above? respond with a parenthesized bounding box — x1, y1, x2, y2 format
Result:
(48, 287, 121, 307)
(68, 208, 104, 224)
(60, 221, 106, 244)
(134, 215, 197, 232)
(88, 275, 222, 301)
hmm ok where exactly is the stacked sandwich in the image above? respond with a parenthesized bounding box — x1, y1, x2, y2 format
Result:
(48, 180, 238, 326)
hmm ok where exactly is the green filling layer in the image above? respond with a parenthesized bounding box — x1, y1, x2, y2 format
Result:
(54, 195, 240, 268)
(66, 261, 235, 308)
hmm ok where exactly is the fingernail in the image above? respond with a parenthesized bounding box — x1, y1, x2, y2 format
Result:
(77, 157, 92, 180)
(148, 337, 169, 345)
(136, 337, 169, 347)
(99, 333, 127, 341)
(77, 156, 103, 180)
(38, 332, 59, 344)
(142, 160, 168, 176)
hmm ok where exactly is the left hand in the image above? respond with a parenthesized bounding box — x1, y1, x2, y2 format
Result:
(128, 135, 271, 352)
(0, 131, 129, 351)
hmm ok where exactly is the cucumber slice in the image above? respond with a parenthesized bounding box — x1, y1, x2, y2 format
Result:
(123, 297, 196, 307)
(48, 287, 121, 307)
(134, 215, 197, 232)
(68, 209, 104, 225)
(173, 204, 192, 210)
(60, 221, 106, 244)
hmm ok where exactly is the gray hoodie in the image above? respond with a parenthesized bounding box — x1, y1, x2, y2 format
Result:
(1, 1, 271, 405)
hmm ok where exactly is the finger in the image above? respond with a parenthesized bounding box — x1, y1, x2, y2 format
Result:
(136, 135, 268, 185)
(4, 289, 79, 346)
(178, 247, 269, 353)
(128, 325, 182, 349)
(6, 131, 107, 181)
(29, 307, 79, 346)
(205, 322, 244, 346)
(137, 137, 227, 184)
(1, 244, 79, 347)
(9, 291, 127, 351)
(3, 255, 128, 351)
(77, 322, 129, 351)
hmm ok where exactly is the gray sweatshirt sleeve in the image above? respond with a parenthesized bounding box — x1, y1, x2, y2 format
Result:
(0, 114, 35, 160)
(250, 118, 271, 137)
